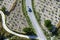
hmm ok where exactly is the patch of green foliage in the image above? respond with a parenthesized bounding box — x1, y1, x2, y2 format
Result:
(23, 27, 36, 36)
(1, 6, 6, 13)
(44, 20, 53, 30)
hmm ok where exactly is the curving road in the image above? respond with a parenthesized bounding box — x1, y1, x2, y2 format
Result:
(0, 11, 37, 39)
(26, 0, 47, 40)
(0, 0, 47, 40)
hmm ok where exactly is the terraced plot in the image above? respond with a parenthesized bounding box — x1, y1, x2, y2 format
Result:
(34, 0, 60, 40)
(5, 0, 29, 33)
(34, 0, 60, 26)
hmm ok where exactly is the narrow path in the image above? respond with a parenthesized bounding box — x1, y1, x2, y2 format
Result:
(26, 0, 47, 40)
(0, 11, 37, 39)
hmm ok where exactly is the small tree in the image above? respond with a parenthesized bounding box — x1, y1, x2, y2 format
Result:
(44, 20, 52, 30)
(44, 20, 51, 27)
(1, 6, 6, 13)
(23, 27, 36, 35)
(44, 20, 58, 36)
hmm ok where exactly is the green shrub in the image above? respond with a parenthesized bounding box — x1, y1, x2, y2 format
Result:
(44, 20, 51, 27)
(44, 20, 53, 30)
(23, 27, 36, 36)
(1, 6, 6, 13)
